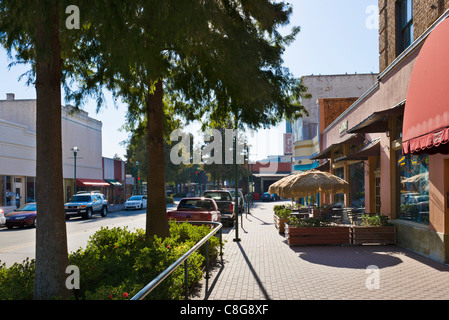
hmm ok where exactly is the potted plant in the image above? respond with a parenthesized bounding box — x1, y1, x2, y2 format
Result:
(351, 214, 396, 245)
(285, 216, 351, 246)
(273, 205, 291, 233)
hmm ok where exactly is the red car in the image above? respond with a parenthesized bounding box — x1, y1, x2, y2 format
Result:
(5, 203, 37, 229)
(167, 198, 221, 223)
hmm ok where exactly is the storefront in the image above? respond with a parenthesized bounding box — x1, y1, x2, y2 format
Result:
(0, 97, 104, 211)
(318, 13, 449, 263)
(399, 16, 449, 262)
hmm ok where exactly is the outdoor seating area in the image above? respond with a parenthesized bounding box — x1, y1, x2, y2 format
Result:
(270, 170, 396, 246)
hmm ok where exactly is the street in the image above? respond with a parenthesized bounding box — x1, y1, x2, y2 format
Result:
(0, 201, 234, 267)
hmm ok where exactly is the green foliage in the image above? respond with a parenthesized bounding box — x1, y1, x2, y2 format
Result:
(273, 205, 292, 219)
(360, 214, 392, 227)
(0, 259, 35, 300)
(288, 216, 329, 228)
(166, 194, 174, 203)
(0, 223, 221, 300)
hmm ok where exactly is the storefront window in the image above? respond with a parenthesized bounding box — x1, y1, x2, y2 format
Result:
(333, 167, 344, 205)
(397, 151, 429, 224)
(26, 177, 36, 203)
(1, 176, 13, 206)
(349, 162, 365, 208)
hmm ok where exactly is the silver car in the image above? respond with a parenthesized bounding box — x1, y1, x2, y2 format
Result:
(124, 195, 147, 210)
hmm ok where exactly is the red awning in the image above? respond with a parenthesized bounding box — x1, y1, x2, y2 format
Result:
(76, 179, 110, 187)
(402, 18, 449, 155)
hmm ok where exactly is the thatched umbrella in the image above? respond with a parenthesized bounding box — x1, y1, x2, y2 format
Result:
(268, 171, 303, 195)
(269, 169, 349, 199)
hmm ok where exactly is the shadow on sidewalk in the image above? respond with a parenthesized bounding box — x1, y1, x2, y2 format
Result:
(236, 242, 271, 300)
(290, 246, 404, 269)
(199, 242, 271, 300)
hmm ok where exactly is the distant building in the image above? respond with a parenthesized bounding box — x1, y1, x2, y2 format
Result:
(292, 74, 378, 172)
(0, 94, 103, 210)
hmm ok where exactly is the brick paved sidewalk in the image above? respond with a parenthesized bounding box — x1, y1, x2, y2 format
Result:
(193, 201, 449, 300)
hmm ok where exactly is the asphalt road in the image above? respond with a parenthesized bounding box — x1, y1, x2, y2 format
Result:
(0, 202, 233, 267)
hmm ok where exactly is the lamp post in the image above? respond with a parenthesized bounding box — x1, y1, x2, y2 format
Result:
(136, 161, 140, 195)
(72, 147, 79, 194)
(233, 123, 240, 242)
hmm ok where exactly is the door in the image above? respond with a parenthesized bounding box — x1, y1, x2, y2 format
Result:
(14, 177, 24, 208)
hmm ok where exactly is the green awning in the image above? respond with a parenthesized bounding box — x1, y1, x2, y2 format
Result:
(105, 179, 123, 187)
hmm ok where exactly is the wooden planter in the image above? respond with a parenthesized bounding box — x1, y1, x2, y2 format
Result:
(351, 226, 396, 245)
(285, 225, 351, 246)
(273, 214, 289, 234)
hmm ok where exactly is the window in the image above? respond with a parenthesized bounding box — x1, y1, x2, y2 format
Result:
(349, 162, 365, 208)
(333, 167, 345, 205)
(397, 0, 414, 55)
(397, 151, 429, 224)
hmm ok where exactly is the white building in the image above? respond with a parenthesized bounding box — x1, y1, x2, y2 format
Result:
(0, 93, 103, 209)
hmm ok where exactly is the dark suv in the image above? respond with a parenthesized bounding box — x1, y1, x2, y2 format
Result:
(64, 191, 108, 220)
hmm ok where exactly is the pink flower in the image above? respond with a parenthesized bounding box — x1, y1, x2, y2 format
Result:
(123, 292, 129, 299)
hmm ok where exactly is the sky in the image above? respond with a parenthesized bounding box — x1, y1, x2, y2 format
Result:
(0, 0, 380, 161)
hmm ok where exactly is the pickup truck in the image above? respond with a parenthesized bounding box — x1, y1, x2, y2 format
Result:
(167, 198, 221, 223)
(202, 190, 235, 226)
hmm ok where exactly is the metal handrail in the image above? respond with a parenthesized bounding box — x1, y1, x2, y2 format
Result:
(131, 221, 223, 300)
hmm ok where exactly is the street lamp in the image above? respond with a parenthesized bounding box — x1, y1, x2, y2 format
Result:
(136, 161, 140, 195)
(72, 147, 79, 194)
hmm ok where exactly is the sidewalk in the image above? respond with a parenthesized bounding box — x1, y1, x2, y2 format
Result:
(194, 201, 449, 300)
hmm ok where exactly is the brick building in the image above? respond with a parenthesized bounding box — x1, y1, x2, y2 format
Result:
(318, 2, 449, 263)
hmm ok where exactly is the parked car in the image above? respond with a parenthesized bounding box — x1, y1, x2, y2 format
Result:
(223, 188, 245, 213)
(202, 190, 235, 226)
(408, 195, 429, 211)
(5, 203, 37, 229)
(261, 192, 277, 202)
(167, 197, 221, 223)
(64, 191, 108, 220)
(124, 195, 147, 210)
(0, 208, 6, 226)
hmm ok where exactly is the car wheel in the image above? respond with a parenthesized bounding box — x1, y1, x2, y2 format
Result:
(84, 208, 93, 220)
(65, 214, 70, 221)
(101, 206, 108, 217)
(32, 217, 37, 228)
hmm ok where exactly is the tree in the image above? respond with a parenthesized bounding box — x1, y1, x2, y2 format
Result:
(0, 0, 70, 299)
(63, 1, 307, 242)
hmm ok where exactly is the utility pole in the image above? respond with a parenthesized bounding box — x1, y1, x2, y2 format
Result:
(233, 117, 240, 242)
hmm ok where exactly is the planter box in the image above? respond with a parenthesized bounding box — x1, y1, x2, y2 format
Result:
(273, 214, 289, 234)
(351, 226, 396, 245)
(285, 225, 351, 246)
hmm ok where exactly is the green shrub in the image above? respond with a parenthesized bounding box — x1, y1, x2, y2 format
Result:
(0, 222, 221, 300)
(166, 195, 174, 203)
(0, 258, 35, 300)
(276, 208, 292, 219)
(273, 205, 292, 219)
(360, 214, 392, 227)
(288, 216, 328, 228)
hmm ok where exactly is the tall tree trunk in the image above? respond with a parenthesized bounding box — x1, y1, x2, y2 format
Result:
(33, 0, 70, 299)
(145, 79, 170, 240)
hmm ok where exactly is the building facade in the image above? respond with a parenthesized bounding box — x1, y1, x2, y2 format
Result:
(292, 74, 378, 172)
(0, 94, 103, 210)
(318, 1, 449, 263)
